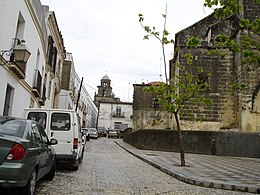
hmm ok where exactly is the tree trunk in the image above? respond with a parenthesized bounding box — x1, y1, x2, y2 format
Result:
(174, 112, 185, 166)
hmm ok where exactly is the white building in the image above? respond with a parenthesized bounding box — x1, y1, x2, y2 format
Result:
(98, 102, 133, 130)
(58, 53, 98, 128)
(0, 0, 98, 128)
(94, 75, 133, 130)
(0, 0, 49, 117)
(44, 10, 66, 109)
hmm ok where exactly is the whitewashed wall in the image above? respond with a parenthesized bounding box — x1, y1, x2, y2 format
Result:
(98, 102, 132, 130)
(0, 0, 48, 117)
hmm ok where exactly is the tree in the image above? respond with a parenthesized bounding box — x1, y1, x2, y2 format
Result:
(138, 0, 259, 166)
(138, 7, 212, 166)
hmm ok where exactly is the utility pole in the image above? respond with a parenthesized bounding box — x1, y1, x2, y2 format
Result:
(75, 77, 83, 112)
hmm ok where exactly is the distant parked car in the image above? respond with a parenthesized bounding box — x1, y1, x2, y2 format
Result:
(107, 129, 118, 138)
(0, 116, 58, 195)
(82, 128, 90, 141)
(97, 127, 107, 137)
(88, 128, 98, 139)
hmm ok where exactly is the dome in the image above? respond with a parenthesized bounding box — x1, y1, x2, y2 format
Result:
(102, 75, 110, 80)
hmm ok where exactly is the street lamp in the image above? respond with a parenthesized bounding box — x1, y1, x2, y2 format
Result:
(1, 38, 31, 64)
(12, 40, 31, 64)
(0, 38, 31, 79)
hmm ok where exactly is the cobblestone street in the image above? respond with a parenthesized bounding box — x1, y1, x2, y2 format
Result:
(32, 138, 247, 195)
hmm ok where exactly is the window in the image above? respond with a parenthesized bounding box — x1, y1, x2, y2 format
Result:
(0, 119, 26, 138)
(51, 113, 71, 131)
(28, 112, 47, 129)
(47, 36, 57, 70)
(3, 85, 14, 116)
(197, 73, 209, 90)
(116, 106, 121, 117)
(153, 98, 160, 108)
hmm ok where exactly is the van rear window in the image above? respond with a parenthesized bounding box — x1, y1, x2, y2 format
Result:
(51, 113, 71, 131)
(27, 112, 47, 129)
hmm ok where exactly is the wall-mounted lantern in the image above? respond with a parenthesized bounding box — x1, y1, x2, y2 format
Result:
(12, 40, 31, 64)
(0, 38, 31, 79)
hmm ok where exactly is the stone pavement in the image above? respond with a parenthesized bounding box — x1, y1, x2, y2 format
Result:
(116, 140, 260, 194)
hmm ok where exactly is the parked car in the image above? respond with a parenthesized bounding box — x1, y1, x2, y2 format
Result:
(107, 129, 118, 138)
(88, 128, 98, 139)
(82, 128, 90, 141)
(0, 116, 58, 195)
(97, 127, 107, 137)
(23, 108, 84, 170)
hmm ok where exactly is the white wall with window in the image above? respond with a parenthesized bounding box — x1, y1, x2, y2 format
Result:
(98, 102, 133, 130)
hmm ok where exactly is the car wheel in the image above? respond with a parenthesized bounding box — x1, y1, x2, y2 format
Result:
(22, 169, 37, 195)
(71, 159, 79, 171)
(44, 159, 56, 180)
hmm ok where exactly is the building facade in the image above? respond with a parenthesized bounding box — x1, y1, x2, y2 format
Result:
(58, 53, 98, 128)
(0, 0, 98, 128)
(0, 0, 49, 117)
(94, 75, 133, 130)
(44, 10, 66, 109)
(98, 101, 133, 130)
(171, 0, 260, 131)
(132, 83, 170, 131)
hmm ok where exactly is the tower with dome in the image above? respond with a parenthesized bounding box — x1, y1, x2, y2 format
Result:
(94, 75, 133, 131)
(94, 75, 120, 108)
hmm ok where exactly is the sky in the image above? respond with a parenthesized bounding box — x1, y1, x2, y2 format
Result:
(40, 0, 213, 102)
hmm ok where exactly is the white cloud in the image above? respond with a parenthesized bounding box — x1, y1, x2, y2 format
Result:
(41, 0, 213, 102)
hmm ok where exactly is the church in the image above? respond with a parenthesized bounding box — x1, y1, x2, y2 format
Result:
(94, 75, 133, 131)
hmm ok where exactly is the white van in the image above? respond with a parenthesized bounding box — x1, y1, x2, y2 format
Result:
(23, 108, 84, 170)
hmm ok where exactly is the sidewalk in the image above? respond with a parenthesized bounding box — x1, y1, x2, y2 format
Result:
(116, 140, 260, 194)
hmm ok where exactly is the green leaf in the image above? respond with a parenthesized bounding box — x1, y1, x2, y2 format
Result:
(186, 37, 200, 47)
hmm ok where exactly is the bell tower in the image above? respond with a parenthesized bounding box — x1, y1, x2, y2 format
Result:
(97, 75, 112, 97)
(94, 75, 120, 108)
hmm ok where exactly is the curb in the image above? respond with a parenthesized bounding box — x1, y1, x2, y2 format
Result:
(116, 141, 260, 194)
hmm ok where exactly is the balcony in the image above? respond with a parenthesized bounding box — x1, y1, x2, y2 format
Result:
(32, 70, 42, 98)
(9, 61, 26, 79)
(112, 111, 125, 118)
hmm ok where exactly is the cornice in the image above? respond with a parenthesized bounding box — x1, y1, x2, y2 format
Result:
(48, 13, 66, 56)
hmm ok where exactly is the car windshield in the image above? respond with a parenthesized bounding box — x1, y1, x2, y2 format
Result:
(89, 128, 97, 132)
(0, 119, 26, 138)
